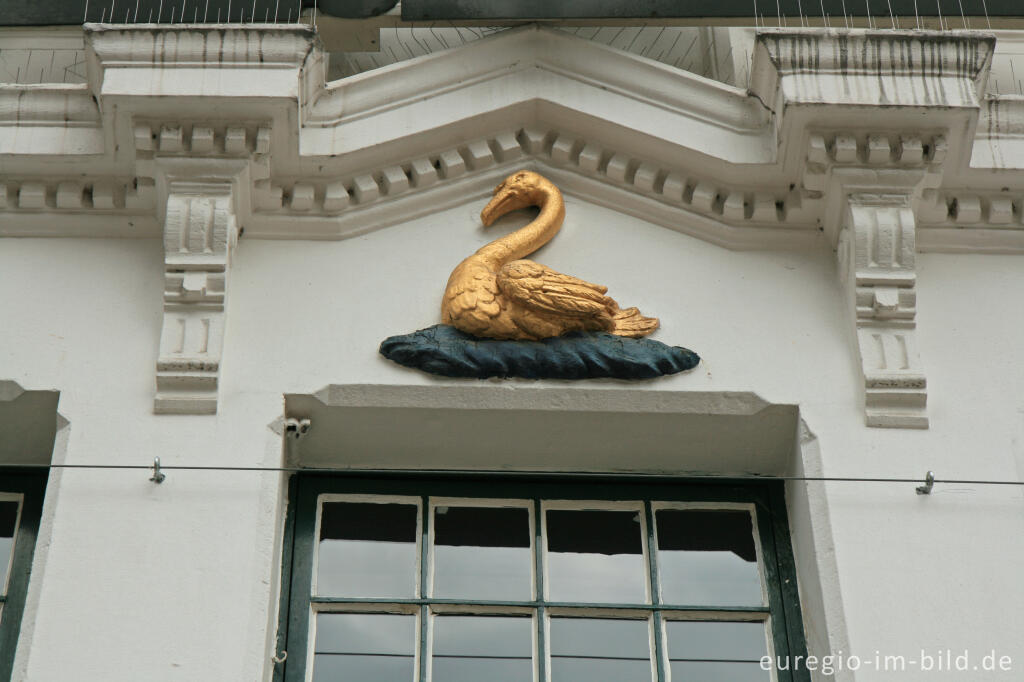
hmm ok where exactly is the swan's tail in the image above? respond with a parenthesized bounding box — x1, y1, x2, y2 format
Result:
(610, 306, 660, 338)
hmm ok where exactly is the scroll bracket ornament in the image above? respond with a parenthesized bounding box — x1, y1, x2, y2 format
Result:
(154, 178, 240, 414)
(837, 191, 927, 429)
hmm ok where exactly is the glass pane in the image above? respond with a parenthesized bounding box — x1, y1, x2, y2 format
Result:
(432, 615, 533, 682)
(318, 501, 419, 598)
(665, 621, 769, 682)
(545, 508, 646, 603)
(313, 612, 416, 682)
(0, 501, 18, 594)
(550, 618, 652, 682)
(433, 505, 531, 600)
(655, 509, 762, 606)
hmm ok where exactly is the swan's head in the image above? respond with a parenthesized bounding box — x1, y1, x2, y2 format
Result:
(481, 170, 553, 226)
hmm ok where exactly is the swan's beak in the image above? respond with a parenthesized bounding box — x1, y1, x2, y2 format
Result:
(480, 189, 518, 226)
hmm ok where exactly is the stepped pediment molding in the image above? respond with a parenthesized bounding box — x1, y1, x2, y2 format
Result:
(0, 24, 1022, 255)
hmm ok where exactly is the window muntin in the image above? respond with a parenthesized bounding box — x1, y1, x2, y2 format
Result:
(279, 477, 808, 682)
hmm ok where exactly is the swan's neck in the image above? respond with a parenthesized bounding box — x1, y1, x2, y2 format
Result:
(476, 188, 565, 266)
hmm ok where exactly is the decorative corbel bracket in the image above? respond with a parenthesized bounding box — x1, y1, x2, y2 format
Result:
(836, 191, 927, 429)
(154, 178, 240, 414)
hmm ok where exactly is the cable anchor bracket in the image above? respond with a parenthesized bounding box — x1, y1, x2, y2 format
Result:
(150, 456, 166, 484)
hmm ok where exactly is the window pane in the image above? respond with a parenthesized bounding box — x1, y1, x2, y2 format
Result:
(313, 612, 416, 682)
(318, 501, 418, 598)
(655, 509, 762, 606)
(0, 501, 18, 594)
(432, 615, 532, 682)
(545, 508, 646, 603)
(432, 505, 531, 600)
(665, 620, 769, 682)
(550, 618, 652, 682)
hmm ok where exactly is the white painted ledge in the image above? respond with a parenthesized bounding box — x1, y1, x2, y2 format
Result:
(285, 385, 800, 476)
(0, 380, 62, 466)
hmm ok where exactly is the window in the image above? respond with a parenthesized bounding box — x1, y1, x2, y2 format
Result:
(276, 475, 808, 682)
(0, 470, 47, 681)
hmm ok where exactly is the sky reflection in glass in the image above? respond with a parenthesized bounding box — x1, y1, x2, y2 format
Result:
(666, 620, 769, 682)
(545, 509, 646, 603)
(550, 618, 652, 682)
(432, 505, 531, 600)
(655, 509, 762, 606)
(317, 501, 418, 598)
(432, 615, 532, 682)
(313, 612, 415, 682)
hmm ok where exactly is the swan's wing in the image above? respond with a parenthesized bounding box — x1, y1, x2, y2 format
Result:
(443, 268, 504, 334)
(498, 260, 612, 318)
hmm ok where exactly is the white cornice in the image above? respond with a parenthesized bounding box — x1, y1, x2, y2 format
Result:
(1, 25, 1024, 253)
(751, 29, 995, 110)
(0, 84, 102, 156)
(305, 25, 773, 164)
(0, 84, 98, 124)
(84, 23, 317, 66)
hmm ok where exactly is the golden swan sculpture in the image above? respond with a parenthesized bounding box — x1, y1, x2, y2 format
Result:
(441, 170, 659, 341)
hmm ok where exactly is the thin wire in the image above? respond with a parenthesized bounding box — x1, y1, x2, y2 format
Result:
(311, 651, 762, 664)
(7, 462, 1022, 487)
(957, 0, 968, 29)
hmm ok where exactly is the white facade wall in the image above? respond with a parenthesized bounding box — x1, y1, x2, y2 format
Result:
(0, 20, 1022, 682)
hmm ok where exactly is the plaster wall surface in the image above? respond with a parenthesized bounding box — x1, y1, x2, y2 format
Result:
(0, 198, 1021, 680)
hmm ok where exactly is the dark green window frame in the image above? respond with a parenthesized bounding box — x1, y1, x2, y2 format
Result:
(0, 469, 47, 682)
(275, 473, 809, 682)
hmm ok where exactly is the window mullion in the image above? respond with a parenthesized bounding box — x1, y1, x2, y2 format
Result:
(533, 498, 547, 682)
(419, 496, 430, 682)
(644, 501, 667, 682)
